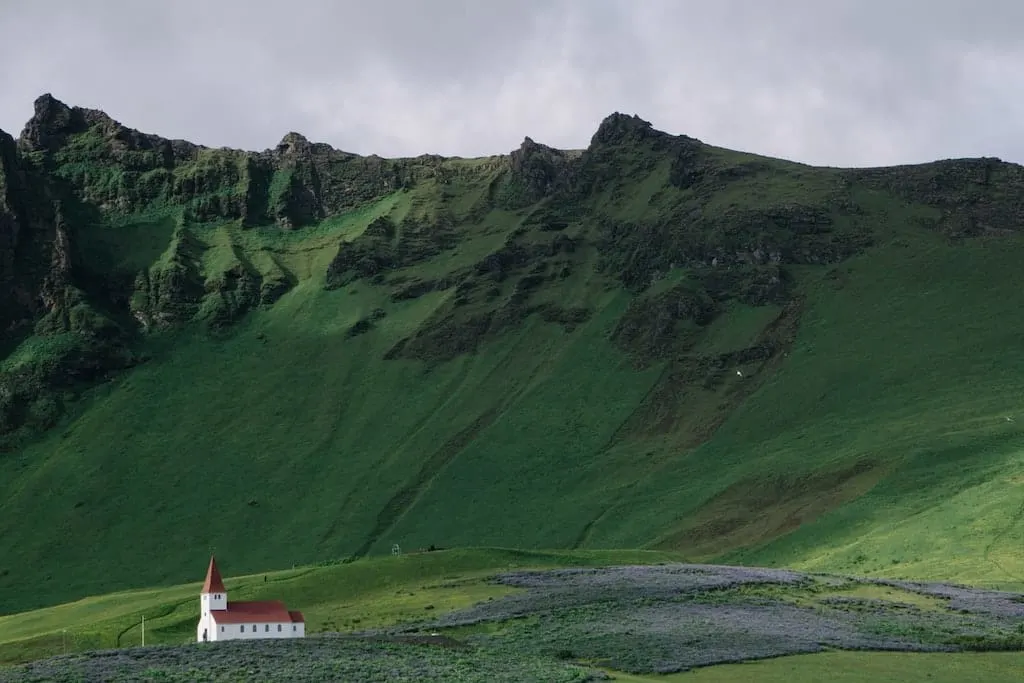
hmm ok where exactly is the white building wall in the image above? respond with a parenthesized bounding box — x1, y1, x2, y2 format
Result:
(201, 592, 227, 612)
(210, 621, 305, 641)
(198, 613, 223, 642)
(197, 611, 213, 643)
(197, 592, 230, 642)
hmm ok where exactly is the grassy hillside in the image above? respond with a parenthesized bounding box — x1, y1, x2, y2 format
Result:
(1, 95, 1024, 617)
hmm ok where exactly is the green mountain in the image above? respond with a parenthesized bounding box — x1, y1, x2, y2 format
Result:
(2, 94, 1023, 615)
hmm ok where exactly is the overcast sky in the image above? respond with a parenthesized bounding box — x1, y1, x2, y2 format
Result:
(1, 1, 1022, 166)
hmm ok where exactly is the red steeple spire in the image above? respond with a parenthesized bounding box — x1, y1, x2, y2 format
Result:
(202, 555, 226, 594)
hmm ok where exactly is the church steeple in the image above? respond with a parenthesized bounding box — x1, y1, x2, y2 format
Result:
(202, 556, 226, 594)
(200, 555, 227, 613)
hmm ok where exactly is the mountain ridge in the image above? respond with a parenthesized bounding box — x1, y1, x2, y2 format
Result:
(10, 92, 1017, 175)
(8, 93, 678, 160)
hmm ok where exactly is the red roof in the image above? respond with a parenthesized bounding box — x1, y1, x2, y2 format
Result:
(202, 556, 226, 594)
(210, 600, 305, 624)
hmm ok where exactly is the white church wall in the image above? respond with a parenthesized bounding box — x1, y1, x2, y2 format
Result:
(211, 621, 304, 641)
(207, 592, 227, 611)
(198, 615, 217, 643)
(199, 594, 226, 622)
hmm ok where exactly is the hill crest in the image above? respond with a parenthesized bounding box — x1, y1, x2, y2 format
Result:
(9, 93, 673, 161)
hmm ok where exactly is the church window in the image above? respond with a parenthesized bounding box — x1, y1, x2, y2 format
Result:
(265, 624, 269, 632)
(220, 626, 224, 632)
(292, 625, 296, 631)
(277, 624, 282, 632)
(240, 625, 245, 632)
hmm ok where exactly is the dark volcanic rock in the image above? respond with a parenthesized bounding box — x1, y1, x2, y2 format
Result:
(0, 131, 24, 300)
(499, 136, 574, 206)
(18, 93, 86, 153)
(612, 284, 718, 359)
(848, 157, 1024, 236)
(590, 112, 664, 147)
(325, 215, 459, 291)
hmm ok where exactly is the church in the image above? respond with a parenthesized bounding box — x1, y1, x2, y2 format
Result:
(195, 556, 306, 643)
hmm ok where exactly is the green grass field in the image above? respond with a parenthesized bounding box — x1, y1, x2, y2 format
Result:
(609, 652, 1024, 683)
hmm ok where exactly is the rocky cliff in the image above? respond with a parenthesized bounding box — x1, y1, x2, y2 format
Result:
(1, 93, 1022, 451)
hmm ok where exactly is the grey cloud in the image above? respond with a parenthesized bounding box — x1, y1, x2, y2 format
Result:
(1, 0, 1022, 166)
